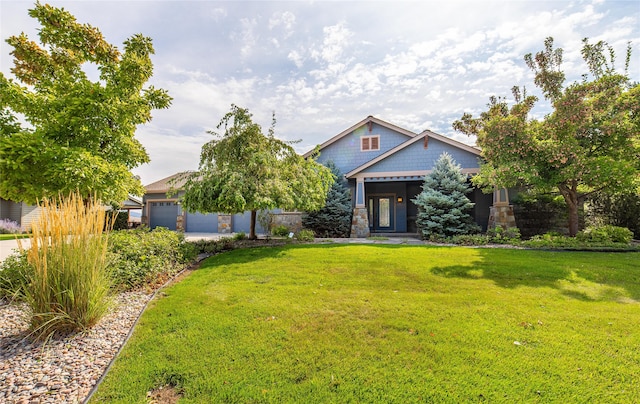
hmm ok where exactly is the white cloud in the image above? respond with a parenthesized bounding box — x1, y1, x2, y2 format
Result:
(288, 50, 304, 68)
(237, 17, 259, 58)
(1, 0, 638, 186)
(311, 22, 354, 64)
(269, 11, 296, 38)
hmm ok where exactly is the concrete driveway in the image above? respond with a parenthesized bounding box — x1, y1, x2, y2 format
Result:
(0, 238, 29, 263)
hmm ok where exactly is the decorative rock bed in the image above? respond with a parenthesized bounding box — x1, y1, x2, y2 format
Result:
(0, 291, 152, 404)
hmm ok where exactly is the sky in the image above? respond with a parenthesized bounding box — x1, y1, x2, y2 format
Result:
(1, 0, 639, 186)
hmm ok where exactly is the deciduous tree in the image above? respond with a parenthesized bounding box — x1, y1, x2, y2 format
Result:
(180, 105, 333, 240)
(454, 37, 640, 236)
(0, 2, 171, 205)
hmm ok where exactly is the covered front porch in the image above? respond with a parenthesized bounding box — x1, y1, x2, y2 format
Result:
(349, 177, 493, 238)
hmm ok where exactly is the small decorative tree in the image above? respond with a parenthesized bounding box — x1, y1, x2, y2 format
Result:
(412, 153, 480, 239)
(302, 161, 352, 237)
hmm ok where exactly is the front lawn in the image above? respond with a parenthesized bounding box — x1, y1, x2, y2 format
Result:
(91, 245, 640, 402)
(0, 233, 29, 241)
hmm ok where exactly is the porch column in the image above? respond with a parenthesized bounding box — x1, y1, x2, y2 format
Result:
(488, 187, 517, 229)
(350, 178, 370, 238)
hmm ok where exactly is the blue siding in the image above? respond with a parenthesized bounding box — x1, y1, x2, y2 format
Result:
(315, 123, 412, 174)
(360, 137, 480, 174)
(185, 212, 218, 232)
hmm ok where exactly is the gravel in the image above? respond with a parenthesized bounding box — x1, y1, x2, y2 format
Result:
(0, 291, 152, 404)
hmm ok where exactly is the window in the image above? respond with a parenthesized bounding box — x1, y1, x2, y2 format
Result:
(361, 135, 380, 151)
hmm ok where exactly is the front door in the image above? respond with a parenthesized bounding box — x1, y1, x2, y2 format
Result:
(368, 195, 395, 232)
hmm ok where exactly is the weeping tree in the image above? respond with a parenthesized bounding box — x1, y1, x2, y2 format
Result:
(302, 160, 352, 237)
(454, 37, 640, 236)
(180, 105, 334, 240)
(412, 152, 479, 239)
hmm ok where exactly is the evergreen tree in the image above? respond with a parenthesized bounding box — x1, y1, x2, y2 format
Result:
(302, 161, 352, 237)
(412, 153, 479, 239)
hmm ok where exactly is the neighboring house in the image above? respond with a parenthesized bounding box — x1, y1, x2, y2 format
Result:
(145, 116, 509, 237)
(0, 195, 145, 232)
(121, 195, 143, 227)
(0, 198, 40, 232)
(303, 116, 494, 237)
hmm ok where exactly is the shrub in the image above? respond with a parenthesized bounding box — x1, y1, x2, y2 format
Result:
(487, 226, 521, 244)
(521, 233, 581, 249)
(451, 234, 490, 246)
(188, 237, 236, 255)
(586, 191, 640, 239)
(272, 224, 290, 237)
(295, 229, 315, 242)
(0, 250, 31, 301)
(0, 218, 21, 234)
(521, 228, 634, 250)
(108, 227, 195, 290)
(24, 193, 113, 340)
(577, 225, 633, 244)
(234, 232, 247, 241)
(111, 211, 130, 231)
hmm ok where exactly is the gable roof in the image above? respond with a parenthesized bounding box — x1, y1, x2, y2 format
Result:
(345, 130, 481, 178)
(144, 172, 192, 193)
(303, 115, 417, 158)
(122, 195, 143, 208)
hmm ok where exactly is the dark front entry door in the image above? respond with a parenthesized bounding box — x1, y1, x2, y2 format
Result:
(368, 195, 395, 232)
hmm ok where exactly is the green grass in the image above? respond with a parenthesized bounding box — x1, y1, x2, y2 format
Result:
(91, 245, 640, 403)
(0, 233, 29, 240)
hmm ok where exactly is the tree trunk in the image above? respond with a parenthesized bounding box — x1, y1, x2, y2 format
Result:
(249, 210, 257, 240)
(558, 182, 579, 237)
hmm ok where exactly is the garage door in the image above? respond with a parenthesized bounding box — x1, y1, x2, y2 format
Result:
(149, 201, 179, 230)
(185, 212, 217, 233)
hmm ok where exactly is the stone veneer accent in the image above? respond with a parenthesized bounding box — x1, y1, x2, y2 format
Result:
(218, 214, 232, 233)
(350, 207, 370, 238)
(488, 205, 517, 229)
(176, 214, 184, 232)
(271, 213, 303, 233)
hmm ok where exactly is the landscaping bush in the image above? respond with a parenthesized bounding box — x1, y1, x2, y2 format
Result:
(295, 229, 315, 242)
(108, 227, 196, 290)
(233, 232, 247, 241)
(577, 225, 633, 244)
(187, 237, 236, 256)
(24, 193, 113, 340)
(0, 218, 21, 234)
(111, 211, 130, 231)
(0, 250, 31, 301)
(272, 224, 290, 237)
(521, 228, 636, 250)
(586, 191, 640, 239)
(487, 225, 521, 244)
(512, 192, 574, 238)
(451, 234, 490, 246)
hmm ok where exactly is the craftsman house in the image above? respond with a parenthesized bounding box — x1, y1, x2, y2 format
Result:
(143, 116, 505, 237)
(304, 116, 494, 237)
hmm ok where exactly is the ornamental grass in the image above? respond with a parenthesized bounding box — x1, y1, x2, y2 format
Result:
(20, 193, 114, 340)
